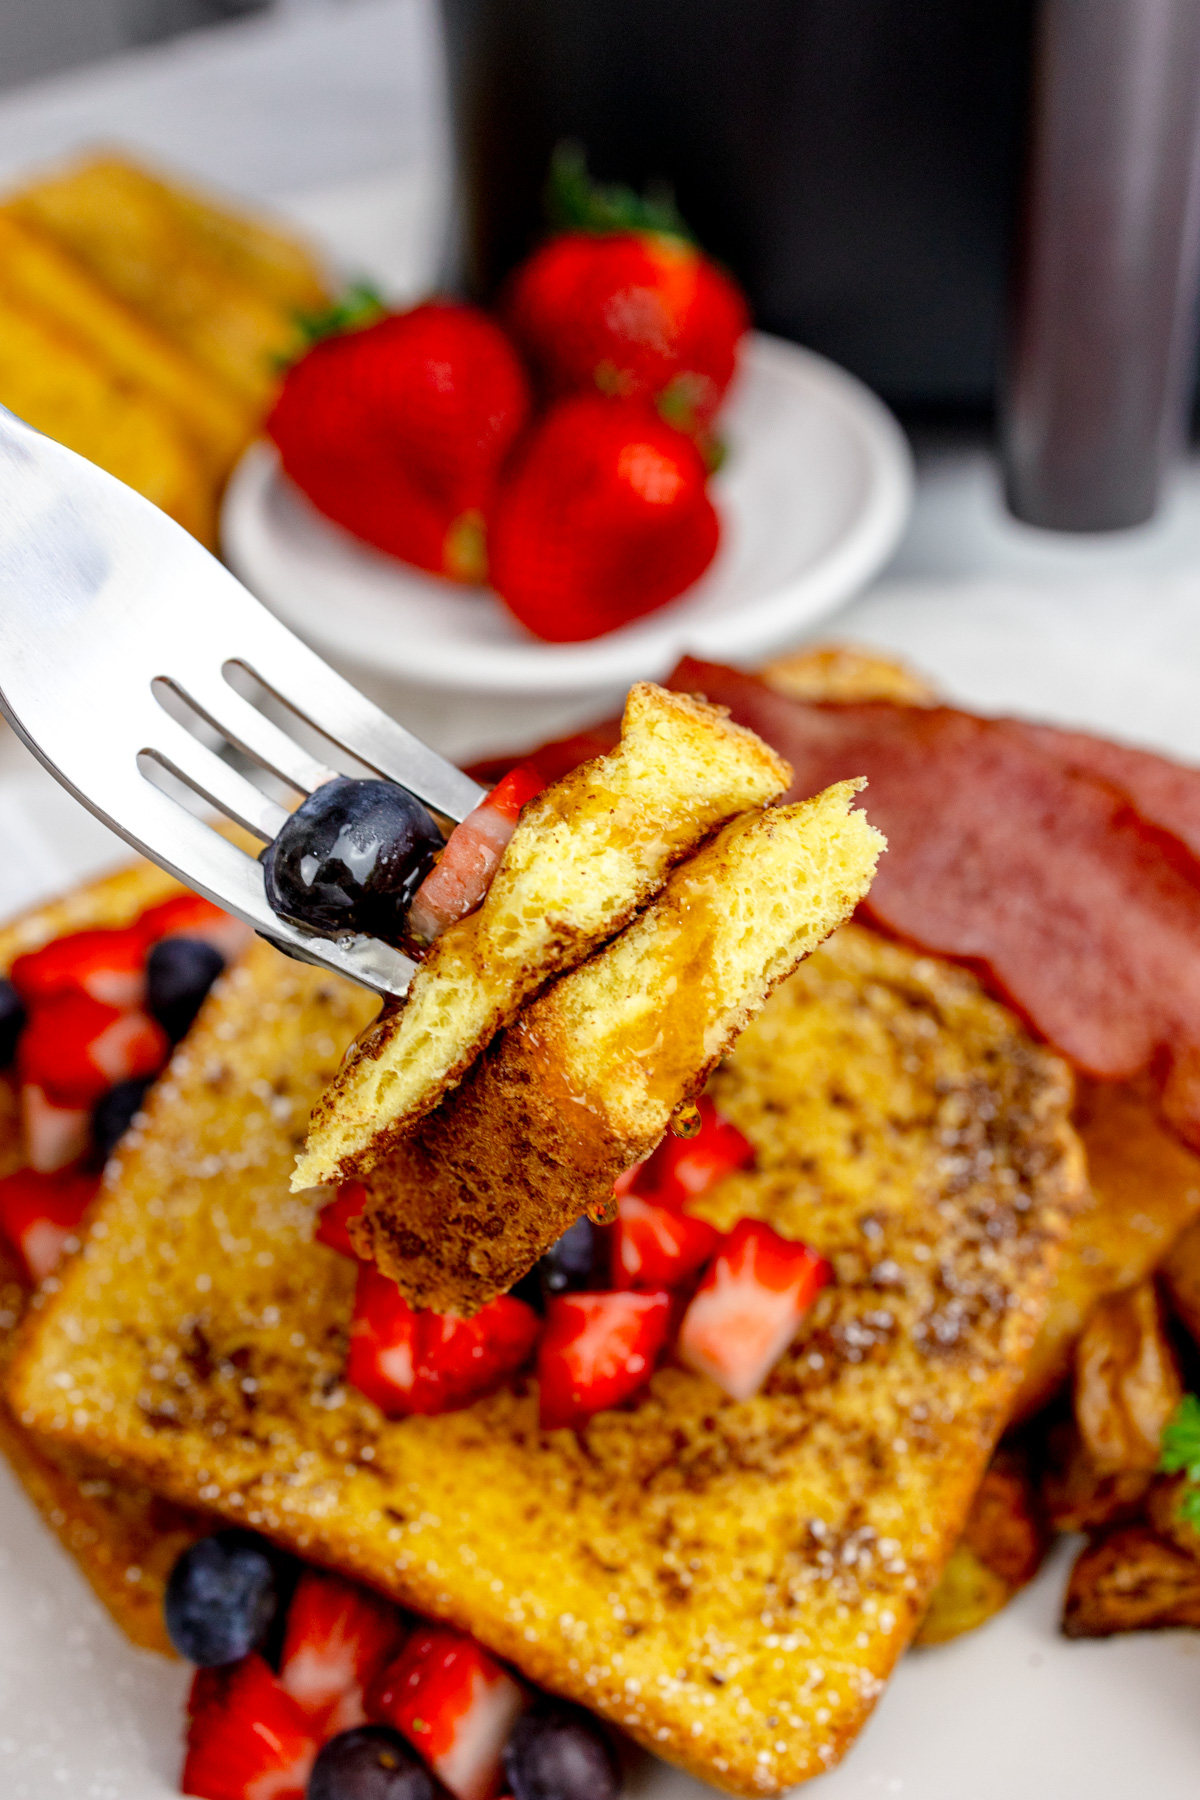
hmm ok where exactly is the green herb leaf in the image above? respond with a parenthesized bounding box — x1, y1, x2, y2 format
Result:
(1160, 1392, 1200, 1482)
(545, 141, 693, 242)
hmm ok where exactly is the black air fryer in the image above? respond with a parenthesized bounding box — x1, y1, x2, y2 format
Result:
(440, 0, 1200, 531)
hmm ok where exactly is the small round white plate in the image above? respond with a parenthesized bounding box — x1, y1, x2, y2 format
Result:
(221, 332, 913, 696)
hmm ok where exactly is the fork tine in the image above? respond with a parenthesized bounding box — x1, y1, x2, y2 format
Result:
(228, 637, 487, 821)
(85, 770, 418, 997)
(162, 672, 335, 796)
(0, 409, 464, 997)
(142, 713, 291, 841)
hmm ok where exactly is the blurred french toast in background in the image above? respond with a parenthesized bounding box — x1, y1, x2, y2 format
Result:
(0, 153, 329, 548)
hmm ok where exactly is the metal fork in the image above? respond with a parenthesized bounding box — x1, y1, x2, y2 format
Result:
(0, 407, 486, 998)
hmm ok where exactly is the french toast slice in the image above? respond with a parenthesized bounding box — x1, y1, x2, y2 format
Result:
(353, 781, 883, 1310)
(0, 858, 211, 1652)
(6, 155, 328, 410)
(296, 682, 792, 1189)
(10, 924, 1082, 1794)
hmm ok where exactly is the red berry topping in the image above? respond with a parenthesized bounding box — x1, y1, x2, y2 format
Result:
(677, 1218, 831, 1401)
(0, 1165, 99, 1282)
(631, 1096, 754, 1209)
(371, 1627, 524, 1800)
(279, 1569, 405, 1739)
(19, 1085, 91, 1175)
(488, 396, 719, 642)
(138, 893, 250, 962)
(11, 926, 147, 1011)
(407, 765, 545, 944)
(18, 992, 168, 1108)
(314, 1182, 368, 1260)
(536, 1289, 671, 1430)
(611, 1192, 720, 1291)
(480, 766, 546, 824)
(504, 230, 747, 435)
(346, 1267, 539, 1418)
(182, 1653, 318, 1800)
(268, 302, 531, 581)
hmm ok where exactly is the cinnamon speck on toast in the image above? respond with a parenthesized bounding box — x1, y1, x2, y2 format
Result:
(10, 924, 1082, 1793)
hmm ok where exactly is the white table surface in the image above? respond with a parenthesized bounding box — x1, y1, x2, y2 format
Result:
(2, 12, 1200, 1798)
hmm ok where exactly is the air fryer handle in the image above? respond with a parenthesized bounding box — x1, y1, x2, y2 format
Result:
(1002, 0, 1200, 531)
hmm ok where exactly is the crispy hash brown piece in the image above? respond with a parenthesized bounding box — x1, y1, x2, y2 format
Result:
(296, 683, 793, 1189)
(1062, 1526, 1200, 1638)
(0, 859, 210, 1651)
(11, 924, 1080, 1794)
(1041, 1421, 1154, 1534)
(1010, 1077, 1200, 1423)
(352, 783, 883, 1311)
(1072, 1281, 1182, 1477)
(914, 1445, 1049, 1646)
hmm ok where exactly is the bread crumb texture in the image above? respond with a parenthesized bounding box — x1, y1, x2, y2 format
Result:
(11, 925, 1081, 1792)
(295, 682, 790, 1189)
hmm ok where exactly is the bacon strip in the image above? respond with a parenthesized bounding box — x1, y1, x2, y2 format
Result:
(1010, 722, 1200, 860)
(663, 658, 1200, 1150)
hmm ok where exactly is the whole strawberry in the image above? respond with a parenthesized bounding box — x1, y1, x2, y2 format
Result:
(267, 302, 531, 581)
(488, 394, 719, 641)
(502, 155, 747, 439)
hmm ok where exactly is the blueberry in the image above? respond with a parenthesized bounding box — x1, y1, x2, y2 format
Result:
(91, 1075, 154, 1164)
(164, 1530, 285, 1666)
(262, 778, 443, 945)
(504, 1701, 620, 1800)
(0, 978, 25, 1066)
(308, 1727, 434, 1800)
(513, 1217, 600, 1313)
(147, 936, 225, 1042)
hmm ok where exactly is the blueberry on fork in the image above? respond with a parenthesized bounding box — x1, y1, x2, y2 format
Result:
(262, 778, 443, 946)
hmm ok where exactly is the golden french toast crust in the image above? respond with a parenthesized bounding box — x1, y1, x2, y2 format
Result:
(10, 926, 1082, 1794)
(352, 1020, 657, 1310)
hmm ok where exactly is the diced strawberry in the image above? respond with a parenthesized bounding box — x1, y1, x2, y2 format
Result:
(346, 1267, 539, 1418)
(19, 1084, 90, 1173)
(537, 1289, 671, 1430)
(182, 1654, 317, 1800)
(138, 893, 252, 963)
(677, 1218, 831, 1401)
(611, 1192, 721, 1290)
(371, 1627, 524, 1800)
(10, 926, 147, 1010)
(407, 767, 545, 944)
(279, 1569, 405, 1739)
(18, 993, 168, 1108)
(314, 1182, 367, 1260)
(0, 1165, 99, 1282)
(632, 1096, 754, 1210)
(478, 766, 545, 824)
